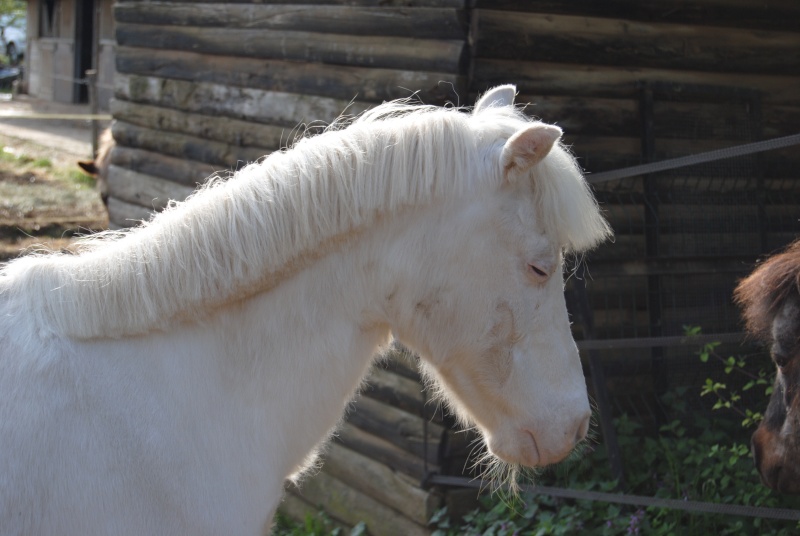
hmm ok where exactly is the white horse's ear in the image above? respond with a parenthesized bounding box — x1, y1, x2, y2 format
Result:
(474, 85, 517, 113)
(501, 124, 562, 175)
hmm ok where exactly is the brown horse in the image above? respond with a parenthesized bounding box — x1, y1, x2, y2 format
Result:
(735, 239, 800, 494)
(77, 127, 113, 207)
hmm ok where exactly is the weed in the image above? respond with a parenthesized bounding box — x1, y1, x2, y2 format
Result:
(429, 334, 800, 535)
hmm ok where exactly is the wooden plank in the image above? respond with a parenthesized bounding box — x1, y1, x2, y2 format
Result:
(322, 443, 440, 526)
(115, 74, 367, 128)
(335, 423, 434, 481)
(519, 94, 786, 142)
(119, 0, 464, 6)
(292, 471, 430, 536)
(106, 196, 155, 228)
(110, 146, 218, 188)
(277, 492, 352, 533)
(116, 24, 465, 74)
(518, 94, 640, 138)
(472, 59, 800, 105)
(471, 0, 800, 33)
(115, 46, 465, 105)
(111, 99, 287, 153)
(348, 396, 443, 460)
(106, 165, 196, 211)
(473, 10, 800, 75)
(362, 367, 442, 423)
(115, 3, 467, 40)
(111, 120, 265, 169)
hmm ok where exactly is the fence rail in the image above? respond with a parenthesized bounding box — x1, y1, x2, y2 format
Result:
(424, 131, 800, 519)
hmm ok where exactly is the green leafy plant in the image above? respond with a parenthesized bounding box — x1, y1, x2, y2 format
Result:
(429, 331, 799, 535)
(688, 326, 773, 428)
(271, 510, 367, 536)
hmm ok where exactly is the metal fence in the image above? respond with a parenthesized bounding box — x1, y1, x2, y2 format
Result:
(427, 83, 800, 521)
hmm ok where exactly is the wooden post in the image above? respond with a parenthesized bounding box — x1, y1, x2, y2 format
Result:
(85, 69, 99, 158)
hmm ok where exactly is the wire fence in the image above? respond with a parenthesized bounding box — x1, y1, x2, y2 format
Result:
(426, 81, 800, 521)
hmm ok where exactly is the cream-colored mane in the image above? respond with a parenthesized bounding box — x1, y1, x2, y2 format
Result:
(0, 100, 608, 339)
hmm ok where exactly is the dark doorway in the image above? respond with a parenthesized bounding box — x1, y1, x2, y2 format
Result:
(73, 0, 95, 103)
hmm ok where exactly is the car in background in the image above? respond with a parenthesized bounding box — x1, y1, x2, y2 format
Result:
(0, 16, 26, 66)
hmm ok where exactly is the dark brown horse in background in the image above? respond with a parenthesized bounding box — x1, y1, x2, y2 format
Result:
(736, 239, 800, 494)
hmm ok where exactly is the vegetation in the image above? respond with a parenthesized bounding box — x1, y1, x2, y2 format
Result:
(274, 333, 800, 535)
(0, 145, 94, 189)
(429, 332, 800, 535)
(271, 511, 366, 536)
(0, 0, 24, 24)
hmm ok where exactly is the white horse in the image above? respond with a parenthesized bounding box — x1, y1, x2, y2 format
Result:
(0, 86, 610, 535)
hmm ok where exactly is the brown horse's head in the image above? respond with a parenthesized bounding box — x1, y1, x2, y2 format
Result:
(735, 240, 800, 494)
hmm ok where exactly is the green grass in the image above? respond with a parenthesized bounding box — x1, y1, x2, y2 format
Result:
(1, 146, 95, 190)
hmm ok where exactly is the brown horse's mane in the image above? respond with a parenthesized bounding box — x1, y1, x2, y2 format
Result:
(735, 239, 800, 339)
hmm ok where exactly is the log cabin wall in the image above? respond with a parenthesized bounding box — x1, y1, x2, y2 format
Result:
(108, 0, 468, 228)
(469, 1, 800, 425)
(107, 1, 800, 532)
(109, 2, 468, 533)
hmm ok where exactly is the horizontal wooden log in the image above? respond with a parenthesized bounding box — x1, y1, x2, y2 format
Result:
(472, 9, 800, 75)
(117, 24, 465, 74)
(116, 46, 465, 105)
(110, 145, 218, 188)
(111, 120, 265, 169)
(118, 0, 465, 8)
(520, 95, 640, 138)
(292, 471, 430, 536)
(115, 3, 467, 40)
(348, 395, 443, 460)
(471, 0, 800, 33)
(472, 59, 800, 105)
(322, 442, 440, 526)
(277, 492, 352, 533)
(107, 165, 196, 211)
(381, 345, 424, 381)
(111, 99, 286, 153)
(115, 74, 367, 128)
(520, 94, 785, 142)
(362, 367, 439, 423)
(106, 195, 155, 228)
(335, 423, 434, 481)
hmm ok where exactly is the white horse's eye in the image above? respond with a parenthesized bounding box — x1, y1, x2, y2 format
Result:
(527, 263, 549, 280)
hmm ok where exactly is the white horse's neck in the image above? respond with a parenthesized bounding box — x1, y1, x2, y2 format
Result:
(139, 214, 405, 521)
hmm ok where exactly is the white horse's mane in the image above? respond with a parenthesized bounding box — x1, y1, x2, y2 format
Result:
(0, 99, 609, 339)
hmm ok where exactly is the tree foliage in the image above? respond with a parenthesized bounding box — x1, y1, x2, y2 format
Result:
(0, 0, 25, 27)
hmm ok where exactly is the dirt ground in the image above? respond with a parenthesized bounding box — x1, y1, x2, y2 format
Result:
(0, 93, 109, 260)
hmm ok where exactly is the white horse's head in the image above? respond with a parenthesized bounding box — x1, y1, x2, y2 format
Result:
(385, 86, 611, 480)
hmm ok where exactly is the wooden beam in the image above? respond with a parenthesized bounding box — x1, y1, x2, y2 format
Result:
(471, 0, 800, 33)
(291, 472, 430, 536)
(348, 396, 443, 461)
(472, 59, 800, 105)
(117, 24, 465, 74)
(111, 99, 287, 153)
(115, 74, 368, 128)
(111, 120, 265, 169)
(335, 423, 434, 481)
(109, 146, 218, 188)
(322, 443, 440, 526)
(472, 10, 800, 75)
(116, 46, 465, 105)
(115, 3, 467, 40)
(106, 165, 195, 211)
(106, 196, 154, 228)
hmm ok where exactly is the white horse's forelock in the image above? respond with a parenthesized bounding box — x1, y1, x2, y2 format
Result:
(0, 99, 608, 339)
